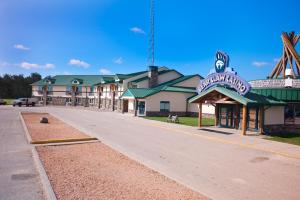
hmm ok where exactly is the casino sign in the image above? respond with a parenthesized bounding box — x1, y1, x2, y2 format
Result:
(197, 51, 251, 96)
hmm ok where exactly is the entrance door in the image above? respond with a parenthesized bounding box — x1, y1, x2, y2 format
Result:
(138, 101, 145, 116)
(219, 105, 235, 128)
(123, 100, 128, 113)
(247, 107, 259, 130)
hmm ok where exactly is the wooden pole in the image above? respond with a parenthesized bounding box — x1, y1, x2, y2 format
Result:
(259, 106, 264, 135)
(282, 33, 300, 67)
(242, 105, 247, 135)
(198, 102, 202, 128)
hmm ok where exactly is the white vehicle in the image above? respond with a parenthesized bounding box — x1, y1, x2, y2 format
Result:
(13, 98, 38, 107)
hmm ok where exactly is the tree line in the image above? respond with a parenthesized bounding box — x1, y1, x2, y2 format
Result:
(0, 73, 42, 99)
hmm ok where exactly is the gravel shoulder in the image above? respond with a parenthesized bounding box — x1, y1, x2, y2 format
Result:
(37, 142, 208, 200)
(21, 112, 90, 142)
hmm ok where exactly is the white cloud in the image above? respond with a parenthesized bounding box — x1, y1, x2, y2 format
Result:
(14, 44, 30, 50)
(130, 27, 146, 34)
(44, 63, 55, 69)
(99, 68, 112, 75)
(19, 62, 55, 70)
(20, 62, 39, 69)
(252, 61, 269, 67)
(69, 59, 90, 68)
(0, 61, 10, 67)
(113, 57, 123, 64)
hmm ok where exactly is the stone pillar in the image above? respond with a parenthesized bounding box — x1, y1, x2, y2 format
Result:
(98, 90, 101, 109)
(134, 99, 138, 116)
(84, 86, 88, 107)
(43, 85, 48, 106)
(120, 99, 123, 113)
(112, 91, 115, 111)
(215, 104, 219, 126)
(235, 104, 239, 129)
(71, 86, 76, 106)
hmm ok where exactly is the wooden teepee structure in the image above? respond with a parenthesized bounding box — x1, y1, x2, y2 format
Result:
(269, 32, 300, 79)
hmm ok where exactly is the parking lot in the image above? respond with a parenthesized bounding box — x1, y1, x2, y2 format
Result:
(1, 105, 300, 200)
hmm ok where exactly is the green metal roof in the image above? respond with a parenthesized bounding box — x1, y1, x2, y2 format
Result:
(131, 70, 183, 83)
(251, 88, 300, 102)
(189, 86, 286, 106)
(115, 70, 148, 82)
(121, 75, 200, 99)
(162, 86, 196, 93)
(31, 75, 114, 86)
(122, 88, 157, 98)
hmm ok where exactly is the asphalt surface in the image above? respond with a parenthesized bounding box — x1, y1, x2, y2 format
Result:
(4, 106, 300, 200)
(0, 107, 44, 200)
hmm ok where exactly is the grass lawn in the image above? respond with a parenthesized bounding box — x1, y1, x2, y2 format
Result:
(144, 116, 215, 127)
(265, 133, 300, 146)
(3, 99, 14, 105)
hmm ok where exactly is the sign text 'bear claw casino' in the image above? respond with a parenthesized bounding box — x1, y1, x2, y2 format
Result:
(197, 51, 251, 96)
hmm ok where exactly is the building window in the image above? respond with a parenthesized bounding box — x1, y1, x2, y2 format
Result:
(160, 101, 170, 112)
(285, 103, 300, 125)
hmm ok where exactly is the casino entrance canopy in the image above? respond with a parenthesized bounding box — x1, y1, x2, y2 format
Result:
(189, 86, 286, 106)
(189, 86, 286, 135)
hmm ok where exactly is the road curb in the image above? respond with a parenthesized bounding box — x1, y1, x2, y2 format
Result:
(34, 139, 100, 147)
(19, 112, 33, 144)
(31, 137, 98, 144)
(19, 112, 57, 200)
(32, 147, 57, 200)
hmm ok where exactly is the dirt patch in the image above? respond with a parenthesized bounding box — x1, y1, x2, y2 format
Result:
(21, 112, 90, 142)
(37, 142, 208, 200)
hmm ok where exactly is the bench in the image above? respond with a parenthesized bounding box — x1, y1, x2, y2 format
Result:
(167, 115, 179, 123)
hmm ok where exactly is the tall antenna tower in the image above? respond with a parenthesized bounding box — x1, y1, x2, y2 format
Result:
(148, 0, 155, 66)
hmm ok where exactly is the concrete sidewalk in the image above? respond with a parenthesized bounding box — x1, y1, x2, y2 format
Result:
(0, 108, 44, 200)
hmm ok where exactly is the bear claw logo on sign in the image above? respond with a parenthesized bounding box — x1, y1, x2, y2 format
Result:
(197, 51, 251, 96)
(215, 51, 229, 73)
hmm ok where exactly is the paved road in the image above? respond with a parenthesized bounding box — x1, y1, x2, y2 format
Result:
(11, 106, 300, 200)
(0, 107, 44, 200)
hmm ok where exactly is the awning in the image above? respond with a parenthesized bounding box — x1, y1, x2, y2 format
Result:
(189, 86, 286, 106)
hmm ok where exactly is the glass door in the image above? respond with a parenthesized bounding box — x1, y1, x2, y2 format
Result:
(219, 105, 235, 128)
(138, 101, 145, 116)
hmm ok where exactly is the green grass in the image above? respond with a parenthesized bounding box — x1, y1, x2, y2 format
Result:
(144, 116, 215, 127)
(3, 99, 14, 105)
(265, 133, 300, 146)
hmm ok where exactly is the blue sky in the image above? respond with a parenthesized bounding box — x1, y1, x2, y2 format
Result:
(0, 0, 299, 80)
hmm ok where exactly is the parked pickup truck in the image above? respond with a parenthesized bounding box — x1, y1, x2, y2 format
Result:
(13, 98, 38, 107)
(0, 99, 7, 105)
